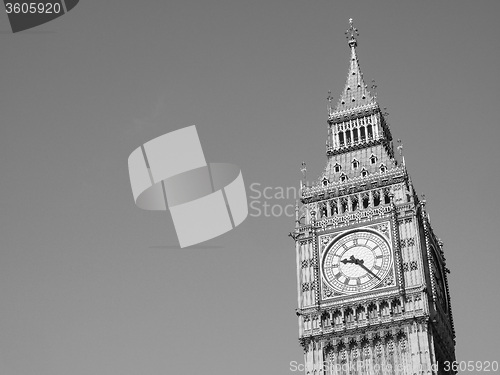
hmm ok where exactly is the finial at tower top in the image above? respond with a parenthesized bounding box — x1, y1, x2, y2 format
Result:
(345, 18, 359, 48)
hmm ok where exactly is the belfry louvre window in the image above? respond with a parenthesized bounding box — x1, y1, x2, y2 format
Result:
(353, 128, 359, 143)
(367, 124, 373, 139)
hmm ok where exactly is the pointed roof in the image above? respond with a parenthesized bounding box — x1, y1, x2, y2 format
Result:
(334, 19, 375, 112)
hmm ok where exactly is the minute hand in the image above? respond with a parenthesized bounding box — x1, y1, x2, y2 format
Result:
(356, 261, 381, 280)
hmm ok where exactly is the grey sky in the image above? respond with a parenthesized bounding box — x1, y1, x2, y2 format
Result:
(0, 1, 499, 374)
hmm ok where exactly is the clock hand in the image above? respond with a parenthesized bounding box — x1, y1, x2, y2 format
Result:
(342, 255, 364, 265)
(356, 261, 381, 280)
(349, 255, 365, 265)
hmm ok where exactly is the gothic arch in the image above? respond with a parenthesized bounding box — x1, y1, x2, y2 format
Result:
(373, 190, 381, 206)
(352, 128, 359, 143)
(360, 125, 366, 140)
(367, 124, 373, 139)
(368, 303, 377, 319)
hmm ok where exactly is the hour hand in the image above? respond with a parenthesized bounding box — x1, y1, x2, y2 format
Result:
(341, 257, 354, 264)
(341, 255, 362, 265)
(350, 255, 364, 265)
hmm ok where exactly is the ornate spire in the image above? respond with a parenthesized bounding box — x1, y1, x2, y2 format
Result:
(334, 18, 375, 112)
(345, 18, 358, 48)
(397, 139, 406, 168)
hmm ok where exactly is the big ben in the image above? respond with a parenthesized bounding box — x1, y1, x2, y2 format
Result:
(292, 19, 456, 374)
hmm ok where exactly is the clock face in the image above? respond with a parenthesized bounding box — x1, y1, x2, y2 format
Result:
(322, 230, 392, 294)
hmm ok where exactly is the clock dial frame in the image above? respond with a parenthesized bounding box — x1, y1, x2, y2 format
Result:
(322, 229, 392, 295)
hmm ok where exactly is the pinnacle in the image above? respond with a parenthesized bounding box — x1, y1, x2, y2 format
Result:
(334, 45, 375, 112)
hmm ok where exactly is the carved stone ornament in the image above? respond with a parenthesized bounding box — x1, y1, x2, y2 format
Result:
(323, 282, 336, 298)
(383, 274, 394, 287)
(322, 236, 331, 246)
(377, 222, 389, 237)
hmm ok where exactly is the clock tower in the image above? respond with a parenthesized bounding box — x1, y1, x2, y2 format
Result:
(293, 20, 456, 374)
